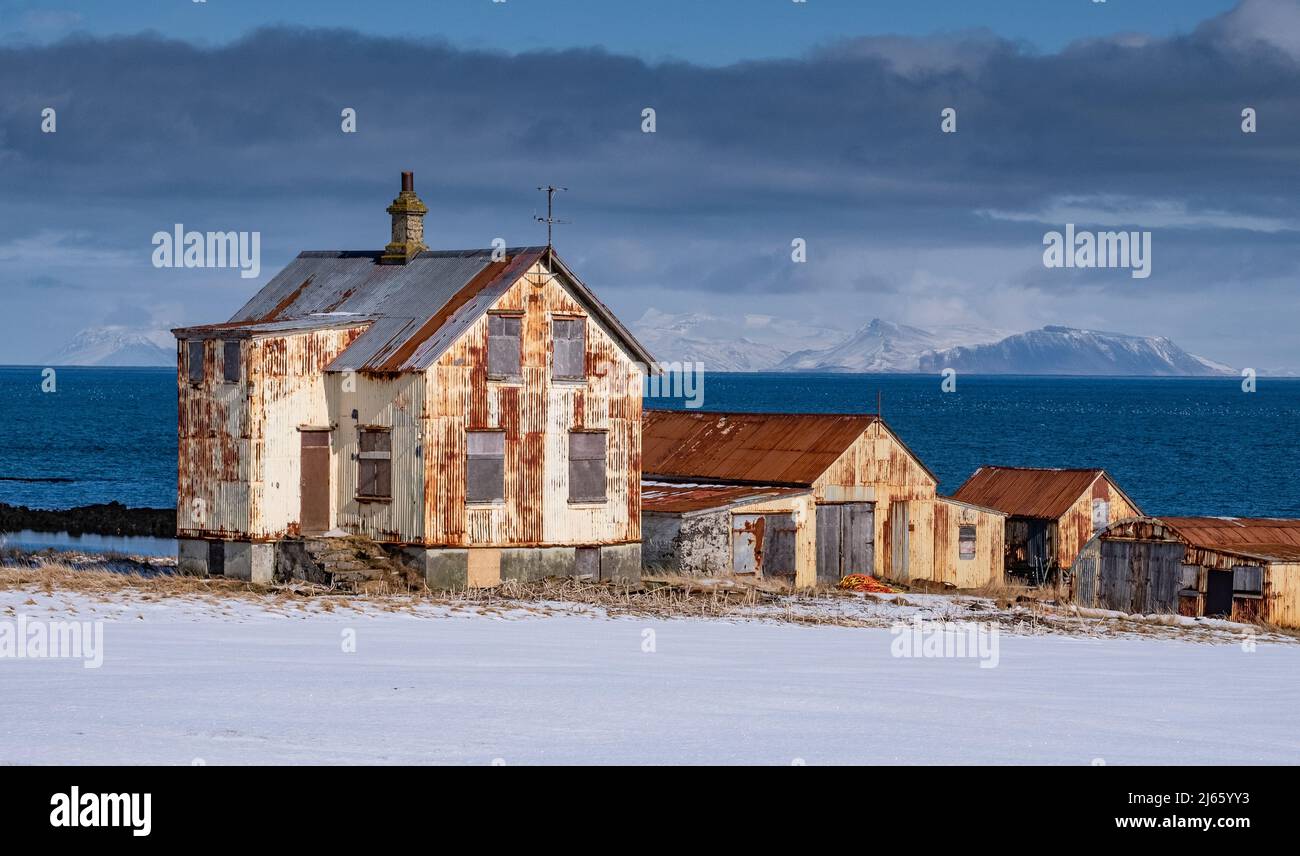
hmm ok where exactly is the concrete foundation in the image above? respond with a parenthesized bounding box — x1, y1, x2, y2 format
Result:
(177, 538, 209, 576)
(179, 538, 640, 589)
(401, 543, 641, 590)
(223, 541, 274, 584)
(403, 546, 469, 590)
(599, 542, 641, 584)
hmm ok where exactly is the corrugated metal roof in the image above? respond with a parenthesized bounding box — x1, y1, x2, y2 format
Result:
(1161, 516, 1300, 562)
(951, 466, 1109, 520)
(230, 250, 504, 323)
(173, 315, 373, 339)
(641, 480, 810, 514)
(642, 409, 879, 486)
(173, 247, 656, 373)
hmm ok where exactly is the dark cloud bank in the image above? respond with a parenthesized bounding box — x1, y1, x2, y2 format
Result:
(0, 0, 1297, 367)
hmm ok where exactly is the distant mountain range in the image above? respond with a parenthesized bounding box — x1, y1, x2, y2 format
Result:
(630, 312, 1237, 376)
(46, 327, 173, 367)
(917, 326, 1234, 377)
(48, 316, 1239, 377)
(777, 319, 1009, 373)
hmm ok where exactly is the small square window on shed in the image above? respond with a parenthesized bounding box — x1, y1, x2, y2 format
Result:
(552, 317, 586, 381)
(187, 340, 205, 383)
(1233, 565, 1264, 595)
(357, 428, 392, 499)
(466, 431, 505, 504)
(568, 431, 607, 503)
(1091, 498, 1110, 534)
(959, 525, 977, 560)
(222, 340, 241, 383)
(487, 314, 522, 380)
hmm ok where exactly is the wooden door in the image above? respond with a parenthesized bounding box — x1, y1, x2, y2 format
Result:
(300, 430, 331, 534)
(815, 505, 842, 583)
(890, 501, 909, 581)
(843, 503, 875, 575)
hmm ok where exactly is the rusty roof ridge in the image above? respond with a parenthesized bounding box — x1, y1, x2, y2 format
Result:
(642, 473, 814, 489)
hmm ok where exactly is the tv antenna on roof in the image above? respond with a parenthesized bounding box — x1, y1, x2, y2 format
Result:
(535, 185, 569, 250)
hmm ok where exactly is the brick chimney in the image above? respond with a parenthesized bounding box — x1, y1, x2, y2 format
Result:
(381, 171, 429, 264)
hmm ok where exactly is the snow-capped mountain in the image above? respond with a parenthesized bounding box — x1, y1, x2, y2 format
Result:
(917, 326, 1234, 376)
(776, 318, 1005, 373)
(46, 326, 174, 367)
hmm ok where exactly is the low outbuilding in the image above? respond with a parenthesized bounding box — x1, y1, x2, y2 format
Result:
(641, 410, 1006, 588)
(1072, 516, 1300, 628)
(951, 466, 1141, 580)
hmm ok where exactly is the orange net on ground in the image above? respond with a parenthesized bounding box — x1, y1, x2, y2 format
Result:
(837, 574, 899, 594)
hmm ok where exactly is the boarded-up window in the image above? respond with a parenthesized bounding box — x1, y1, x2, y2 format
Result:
(568, 431, 606, 503)
(187, 340, 204, 383)
(357, 428, 391, 499)
(222, 340, 241, 383)
(552, 317, 586, 381)
(959, 524, 977, 560)
(1233, 565, 1264, 595)
(466, 431, 505, 503)
(487, 314, 522, 380)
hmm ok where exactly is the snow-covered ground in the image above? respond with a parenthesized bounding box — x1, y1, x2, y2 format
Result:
(2, 586, 1298, 765)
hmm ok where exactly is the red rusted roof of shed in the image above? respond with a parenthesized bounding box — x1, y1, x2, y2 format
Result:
(642, 409, 879, 486)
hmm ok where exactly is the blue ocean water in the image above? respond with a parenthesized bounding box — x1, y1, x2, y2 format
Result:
(0, 366, 1296, 518)
(0, 366, 177, 509)
(648, 372, 1300, 519)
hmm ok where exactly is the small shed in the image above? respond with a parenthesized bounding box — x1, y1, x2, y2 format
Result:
(1072, 516, 1300, 629)
(641, 410, 1006, 588)
(951, 466, 1141, 580)
(641, 482, 813, 582)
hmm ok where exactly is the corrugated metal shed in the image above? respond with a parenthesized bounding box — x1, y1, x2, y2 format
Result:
(1161, 516, 1300, 562)
(642, 410, 880, 485)
(641, 480, 810, 514)
(952, 466, 1113, 519)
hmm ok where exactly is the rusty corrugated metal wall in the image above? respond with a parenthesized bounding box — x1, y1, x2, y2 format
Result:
(330, 372, 427, 541)
(177, 325, 366, 540)
(930, 499, 1006, 589)
(1054, 475, 1140, 570)
(814, 421, 938, 583)
(421, 261, 642, 547)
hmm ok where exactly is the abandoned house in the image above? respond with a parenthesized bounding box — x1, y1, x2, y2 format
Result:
(950, 466, 1141, 580)
(172, 172, 654, 588)
(1072, 516, 1300, 629)
(640, 410, 1006, 588)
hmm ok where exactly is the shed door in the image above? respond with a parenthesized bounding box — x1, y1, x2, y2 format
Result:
(300, 430, 331, 535)
(1025, 520, 1052, 578)
(1205, 570, 1233, 618)
(732, 513, 797, 579)
(890, 501, 909, 581)
(842, 503, 874, 576)
(762, 514, 798, 581)
(732, 514, 764, 575)
(816, 505, 842, 583)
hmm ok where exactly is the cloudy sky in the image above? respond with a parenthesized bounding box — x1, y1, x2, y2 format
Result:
(1, 0, 1298, 369)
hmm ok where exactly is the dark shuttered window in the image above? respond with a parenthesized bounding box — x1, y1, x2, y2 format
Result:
(466, 431, 505, 504)
(487, 314, 522, 380)
(357, 428, 392, 499)
(552, 317, 586, 381)
(222, 340, 241, 383)
(959, 525, 977, 561)
(187, 340, 205, 383)
(568, 431, 607, 503)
